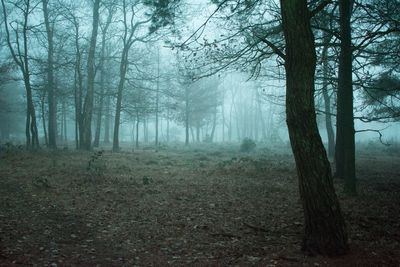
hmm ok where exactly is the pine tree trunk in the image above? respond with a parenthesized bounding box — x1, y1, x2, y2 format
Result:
(336, 0, 356, 195)
(280, 0, 348, 256)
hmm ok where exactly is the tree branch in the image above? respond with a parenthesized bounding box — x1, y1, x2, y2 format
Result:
(355, 127, 390, 146)
(310, 0, 332, 18)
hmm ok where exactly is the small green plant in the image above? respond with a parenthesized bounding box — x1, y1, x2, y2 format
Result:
(87, 150, 106, 177)
(240, 138, 256, 152)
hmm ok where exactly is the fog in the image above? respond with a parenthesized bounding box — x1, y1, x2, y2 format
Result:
(1, 0, 398, 151)
(1, 0, 400, 264)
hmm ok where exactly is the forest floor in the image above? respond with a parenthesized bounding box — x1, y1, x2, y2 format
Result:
(0, 143, 399, 266)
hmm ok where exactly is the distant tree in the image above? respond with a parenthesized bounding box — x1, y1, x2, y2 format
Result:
(124, 81, 154, 149)
(112, 0, 152, 152)
(80, 0, 101, 150)
(1, 0, 39, 148)
(93, 2, 114, 148)
(61, 2, 87, 149)
(112, 0, 181, 151)
(41, 0, 57, 149)
(0, 62, 25, 140)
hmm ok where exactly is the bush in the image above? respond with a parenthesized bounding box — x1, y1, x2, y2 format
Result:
(240, 138, 256, 152)
(87, 150, 106, 177)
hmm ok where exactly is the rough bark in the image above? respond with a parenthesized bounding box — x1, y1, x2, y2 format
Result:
(335, 0, 356, 195)
(280, 0, 348, 256)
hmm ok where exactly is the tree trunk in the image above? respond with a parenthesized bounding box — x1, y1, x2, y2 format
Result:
(112, 46, 130, 151)
(155, 48, 160, 146)
(41, 93, 48, 146)
(131, 119, 135, 145)
(144, 118, 149, 143)
(94, 9, 112, 148)
(135, 113, 140, 149)
(26, 82, 40, 148)
(321, 43, 335, 158)
(196, 123, 200, 143)
(62, 101, 67, 144)
(93, 92, 104, 147)
(166, 106, 170, 142)
(112, 0, 138, 151)
(280, 0, 348, 256)
(73, 19, 83, 150)
(81, 0, 101, 150)
(42, 0, 57, 149)
(221, 91, 225, 142)
(185, 87, 189, 145)
(255, 87, 267, 142)
(1, 0, 39, 149)
(210, 110, 217, 142)
(104, 96, 111, 144)
(335, 0, 356, 195)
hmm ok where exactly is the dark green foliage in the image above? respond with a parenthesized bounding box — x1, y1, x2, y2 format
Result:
(240, 138, 256, 152)
(363, 72, 400, 121)
(144, 0, 181, 33)
(367, 73, 400, 103)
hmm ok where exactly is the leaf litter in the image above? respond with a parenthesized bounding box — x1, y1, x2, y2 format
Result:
(0, 145, 399, 266)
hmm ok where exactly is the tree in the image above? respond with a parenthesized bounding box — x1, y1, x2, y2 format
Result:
(93, 2, 114, 148)
(112, 0, 152, 152)
(362, 72, 400, 121)
(112, 0, 181, 151)
(80, 0, 101, 150)
(42, 0, 57, 149)
(1, 0, 39, 149)
(280, 0, 348, 255)
(0, 62, 25, 140)
(335, 0, 356, 195)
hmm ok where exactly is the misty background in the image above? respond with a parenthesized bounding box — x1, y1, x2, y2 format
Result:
(0, 0, 398, 150)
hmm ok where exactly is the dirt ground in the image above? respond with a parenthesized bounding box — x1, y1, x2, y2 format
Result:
(0, 143, 399, 266)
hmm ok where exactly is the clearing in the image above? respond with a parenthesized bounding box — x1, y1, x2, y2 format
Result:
(0, 143, 399, 266)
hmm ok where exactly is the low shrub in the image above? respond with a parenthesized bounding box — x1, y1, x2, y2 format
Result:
(240, 138, 256, 152)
